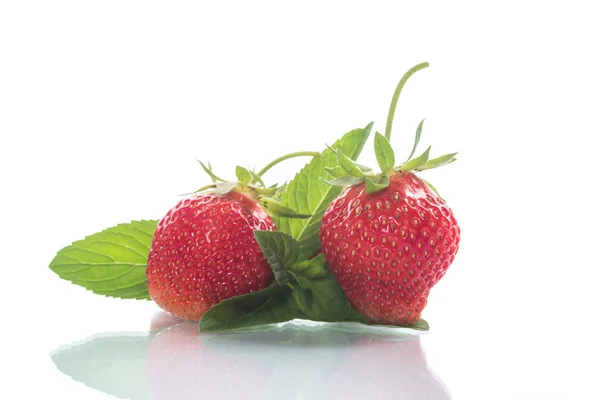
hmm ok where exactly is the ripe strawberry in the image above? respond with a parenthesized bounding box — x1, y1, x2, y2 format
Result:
(319, 61, 460, 326)
(145, 155, 317, 322)
(320, 172, 459, 325)
(147, 190, 276, 321)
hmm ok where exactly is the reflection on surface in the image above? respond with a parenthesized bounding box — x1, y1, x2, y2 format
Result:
(51, 314, 451, 399)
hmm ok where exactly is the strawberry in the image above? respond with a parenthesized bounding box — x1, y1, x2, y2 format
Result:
(147, 190, 276, 321)
(319, 62, 460, 326)
(146, 157, 316, 321)
(320, 172, 459, 325)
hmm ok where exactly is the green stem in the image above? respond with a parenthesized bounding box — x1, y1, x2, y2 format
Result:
(257, 151, 321, 177)
(384, 62, 429, 142)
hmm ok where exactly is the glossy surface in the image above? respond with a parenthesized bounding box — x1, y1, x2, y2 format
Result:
(50, 315, 451, 400)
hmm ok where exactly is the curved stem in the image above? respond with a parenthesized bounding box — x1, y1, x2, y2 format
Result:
(257, 151, 321, 177)
(384, 62, 430, 142)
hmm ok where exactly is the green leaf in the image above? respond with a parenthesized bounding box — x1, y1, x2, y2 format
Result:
(291, 277, 350, 322)
(345, 308, 430, 331)
(408, 319, 430, 331)
(365, 173, 390, 194)
(374, 132, 395, 172)
(275, 122, 373, 259)
(249, 170, 266, 187)
(191, 183, 216, 194)
(405, 119, 425, 162)
(253, 231, 300, 285)
(287, 253, 329, 284)
(253, 186, 279, 197)
(49, 220, 158, 300)
(417, 152, 458, 171)
(235, 166, 252, 186)
(198, 160, 226, 183)
(400, 146, 431, 172)
(420, 178, 445, 202)
(213, 181, 238, 195)
(336, 150, 369, 177)
(322, 176, 364, 187)
(259, 197, 313, 219)
(199, 284, 299, 332)
(287, 255, 350, 322)
(324, 166, 347, 178)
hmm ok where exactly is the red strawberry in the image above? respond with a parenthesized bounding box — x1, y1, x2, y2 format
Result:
(319, 62, 461, 326)
(146, 190, 276, 321)
(320, 172, 459, 325)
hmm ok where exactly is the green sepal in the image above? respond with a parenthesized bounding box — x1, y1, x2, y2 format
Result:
(365, 173, 390, 194)
(324, 166, 347, 178)
(253, 186, 280, 197)
(400, 146, 431, 172)
(260, 197, 313, 219)
(253, 231, 300, 285)
(213, 181, 239, 195)
(235, 166, 252, 186)
(190, 183, 217, 194)
(322, 176, 364, 187)
(420, 178, 445, 202)
(416, 152, 458, 171)
(405, 119, 425, 162)
(198, 160, 226, 183)
(336, 149, 370, 177)
(374, 132, 395, 172)
(249, 170, 266, 187)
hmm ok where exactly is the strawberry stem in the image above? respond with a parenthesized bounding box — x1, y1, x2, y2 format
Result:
(257, 151, 320, 177)
(384, 62, 429, 142)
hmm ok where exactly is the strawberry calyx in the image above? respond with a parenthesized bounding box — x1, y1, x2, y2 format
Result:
(323, 62, 458, 194)
(192, 152, 320, 219)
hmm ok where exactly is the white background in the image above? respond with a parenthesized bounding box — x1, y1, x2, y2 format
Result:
(1, 1, 599, 399)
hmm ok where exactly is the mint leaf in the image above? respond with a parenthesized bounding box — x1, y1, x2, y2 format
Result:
(287, 254, 329, 288)
(253, 231, 300, 285)
(288, 255, 350, 322)
(291, 278, 350, 322)
(49, 220, 157, 300)
(374, 132, 395, 172)
(235, 166, 252, 185)
(408, 319, 430, 331)
(200, 284, 299, 332)
(275, 123, 373, 259)
(345, 308, 430, 331)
